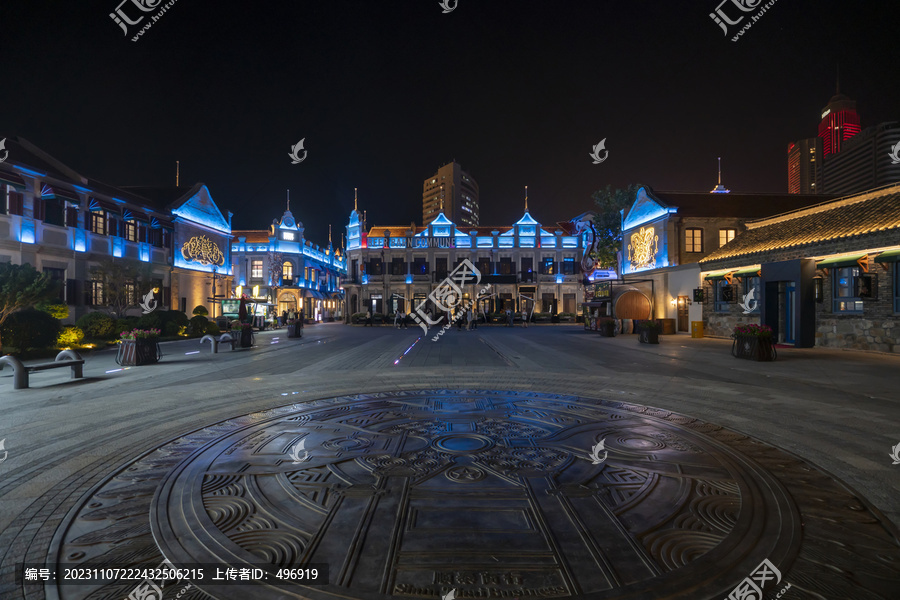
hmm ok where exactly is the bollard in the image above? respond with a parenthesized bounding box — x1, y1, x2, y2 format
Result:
(55, 349, 84, 379)
(219, 333, 235, 351)
(200, 335, 219, 354)
(0, 355, 28, 389)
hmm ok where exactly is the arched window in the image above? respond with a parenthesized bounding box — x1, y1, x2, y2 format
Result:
(283, 261, 293, 279)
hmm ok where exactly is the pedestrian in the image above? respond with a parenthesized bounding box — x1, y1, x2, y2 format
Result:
(466, 307, 474, 331)
(521, 308, 528, 328)
(394, 311, 401, 328)
(506, 308, 513, 327)
(458, 309, 465, 331)
(281, 310, 287, 327)
(473, 307, 479, 329)
(402, 311, 409, 329)
(366, 309, 372, 326)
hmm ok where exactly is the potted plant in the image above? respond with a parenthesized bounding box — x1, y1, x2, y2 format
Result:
(637, 320, 661, 344)
(239, 322, 254, 348)
(731, 323, 776, 361)
(116, 328, 161, 366)
(597, 317, 617, 337)
(286, 318, 303, 338)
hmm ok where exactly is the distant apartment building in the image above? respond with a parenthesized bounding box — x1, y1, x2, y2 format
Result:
(787, 137, 822, 194)
(821, 122, 900, 194)
(422, 161, 479, 227)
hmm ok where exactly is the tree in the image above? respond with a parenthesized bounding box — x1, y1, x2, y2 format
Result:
(89, 259, 154, 317)
(590, 184, 642, 273)
(0, 263, 61, 350)
(267, 251, 284, 303)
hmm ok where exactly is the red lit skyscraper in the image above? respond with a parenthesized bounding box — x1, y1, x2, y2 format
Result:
(817, 92, 861, 157)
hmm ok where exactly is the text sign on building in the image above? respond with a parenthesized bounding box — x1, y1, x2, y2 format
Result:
(182, 235, 225, 266)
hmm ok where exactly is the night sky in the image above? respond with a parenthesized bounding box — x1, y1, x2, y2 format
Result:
(3, 1, 898, 245)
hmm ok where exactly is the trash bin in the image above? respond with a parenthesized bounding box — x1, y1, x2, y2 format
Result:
(691, 321, 704, 338)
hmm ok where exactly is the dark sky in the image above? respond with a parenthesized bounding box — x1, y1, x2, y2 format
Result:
(3, 1, 899, 245)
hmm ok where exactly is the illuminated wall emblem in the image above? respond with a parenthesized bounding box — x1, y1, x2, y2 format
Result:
(628, 227, 659, 270)
(181, 235, 225, 266)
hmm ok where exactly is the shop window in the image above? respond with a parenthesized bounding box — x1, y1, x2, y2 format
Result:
(685, 228, 703, 253)
(714, 279, 735, 312)
(90, 211, 106, 235)
(833, 267, 863, 313)
(125, 221, 138, 242)
(719, 228, 736, 247)
(742, 276, 760, 313)
(251, 259, 263, 279)
(541, 293, 555, 313)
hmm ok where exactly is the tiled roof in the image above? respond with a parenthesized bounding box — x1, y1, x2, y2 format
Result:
(233, 230, 271, 243)
(700, 184, 900, 263)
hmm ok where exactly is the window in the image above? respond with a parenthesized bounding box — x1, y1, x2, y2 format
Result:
(90, 211, 106, 235)
(89, 280, 105, 306)
(541, 257, 555, 275)
(43, 198, 65, 227)
(43, 267, 66, 303)
(499, 257, 512, 275)
(124, 281, 137, 306)
(391, 257, 404, 275)
(742, 276, 760, 313)
(125, 221, 138, 242)
(414, 257, 428, 274)
(833, 267, 863, 312)
(719, 228, 736, 247)
(435, 257, 448, 277)
(715, 279, 735, 312)
(283, 231, 295, 241)
(685, 228, 703, 253)
(7, 189, 24, 215)
(542, 293, 555, 313)
(476, 257, 490, 275)
(282, 261, 293, 280)
(561, 257, 578, 275)
(251, 259, 263, 279)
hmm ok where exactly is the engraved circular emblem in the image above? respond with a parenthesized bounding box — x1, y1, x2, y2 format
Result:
(49, 390, 900, 600)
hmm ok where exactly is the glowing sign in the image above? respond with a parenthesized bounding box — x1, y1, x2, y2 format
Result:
(181, 235, 225, 266)
(628, 227, 659, 270)
(821, 109, 831, 119)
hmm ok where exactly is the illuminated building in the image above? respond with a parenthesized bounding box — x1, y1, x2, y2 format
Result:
(818, 91, 861, 157)
(230, 196, 347, 322)
(0, 136, 233, 321)
(619, 180, 829, 333)
(821, 122, 900, 194)
(700, 182, 900, 350)
(787, 137, 822, 194)
(345, 190, 586, 320)
(422, 161, 480, 227)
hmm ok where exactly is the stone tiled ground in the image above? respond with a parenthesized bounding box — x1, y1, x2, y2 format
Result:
(1, 323, 899, 599)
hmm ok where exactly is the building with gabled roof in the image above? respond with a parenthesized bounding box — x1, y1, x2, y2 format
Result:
(699, 183, 900, 351)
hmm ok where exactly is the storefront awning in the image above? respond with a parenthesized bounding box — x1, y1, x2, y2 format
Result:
(703, 270, 734, 281)
(731, 267, 761, 277)
(875, 249, 900, 263)
(0, 171, 26, 189)
(816, 254, 868, 269)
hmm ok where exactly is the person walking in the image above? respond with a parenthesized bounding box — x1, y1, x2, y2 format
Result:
(506, 308, 513, 327)
(365, 309, 372, 326)
(402, 311, 410, 329)
(281, 310, 287, 327)
(394, 310, 401, 328)
(466, 307, 474, 331)
(473, 307, 479, 329)
(521, 308, 528, 328)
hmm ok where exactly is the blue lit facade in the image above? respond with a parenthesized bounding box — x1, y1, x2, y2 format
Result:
(231, 205, 347, 322)
(343, 203, 587, 319)
(0, 136, 233, 321)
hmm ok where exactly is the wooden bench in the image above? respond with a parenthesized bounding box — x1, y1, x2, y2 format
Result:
(0, 350, 85, 390)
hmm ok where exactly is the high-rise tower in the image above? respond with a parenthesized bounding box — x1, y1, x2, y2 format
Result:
(817, 77, 861, 157)
(422, 161, 479, 227)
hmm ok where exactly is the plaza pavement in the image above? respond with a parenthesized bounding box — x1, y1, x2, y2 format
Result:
(0, 322, 899, 599)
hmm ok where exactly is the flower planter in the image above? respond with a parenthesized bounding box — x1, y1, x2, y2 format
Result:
(286, 321, 303, 338)
(731, 334, 777, 361)
(240, 329, 254, 348)
(599, 321, 617, 337)
(116, 339, 161, 366)
(638, 328, 660, 344)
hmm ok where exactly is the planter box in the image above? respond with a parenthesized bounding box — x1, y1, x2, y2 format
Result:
(598, 321, 617, 337)
(240, 329, 254, 348)
(286, 322, 303, 338)
(731, 334, 777, 361)
(116, 339, 161, 366)
(658, 318, 676, 335)
(638, 328, 660, 344)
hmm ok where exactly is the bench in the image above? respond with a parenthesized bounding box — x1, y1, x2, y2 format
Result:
(0, 349, 85, 390)
(200, 333, 236, 354)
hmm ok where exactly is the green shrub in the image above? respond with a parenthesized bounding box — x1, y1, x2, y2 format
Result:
(136, 312, 162, 329)
(160, 310, 189, 328)
(58, 326, 85, 347)
(192, 305, 209, 317)
(76, 312, 116, 338)
(351, 312, 367, 324)
(38, 303, 70, 320)
(1, 309, 61, 352)
(113, 317, 140, 337)
(189, 315, 208, 336)
(206, 321, 221, 335)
